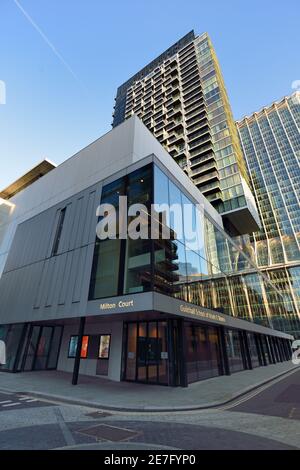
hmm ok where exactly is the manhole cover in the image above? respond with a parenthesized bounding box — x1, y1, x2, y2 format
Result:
(276, 384, 300, 403)
(85, 411, 112, 419)
(77, 424, 140, 442)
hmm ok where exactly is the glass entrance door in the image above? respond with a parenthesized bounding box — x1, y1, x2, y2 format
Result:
(22, 325, 63, 372)
(124, 321, 169, 385)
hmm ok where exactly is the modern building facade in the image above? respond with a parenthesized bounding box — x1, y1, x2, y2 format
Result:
(0, 160, 56, 278)
(237, 92, 300, 338)
(113, 31, 260, 236)
(0, 117, 293, 386)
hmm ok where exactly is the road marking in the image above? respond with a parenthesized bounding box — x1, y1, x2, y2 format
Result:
(22, 398, 38, 403)
(2, 402, 21, 407)
(0, 400, 12, 404)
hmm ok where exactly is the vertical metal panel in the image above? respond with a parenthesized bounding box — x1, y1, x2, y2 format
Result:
(72, 246, 87, 303)
(69, 197, 83, 250)
(82, 190, 96, 246)
(58, 251, 73, 305)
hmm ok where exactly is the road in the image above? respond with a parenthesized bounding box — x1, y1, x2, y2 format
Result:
(0, 368, 299, 450)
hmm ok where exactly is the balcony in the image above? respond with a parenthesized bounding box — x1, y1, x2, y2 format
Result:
(185, 96, 205, 111)
(182, 80, 201, 98)
(179, 46, 195, 63)
(168, 132, 185, 145)
(184, 93, 203, 110)
(181, 66, 199, 84)
(166, 119, 183, 133)
(189, 142, 214, 159)
(180, 56, 197, 75)
(192, 170, 219, 187)
(167, 107, 182, 119)
(188, 127, 211, 144)
(188, 134, 211, 151)
(189, 152, 215, 169)
(190, 161, 217, 178)
(196, 180, 221, 195)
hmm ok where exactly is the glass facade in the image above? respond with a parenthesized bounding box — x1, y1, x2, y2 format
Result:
(0, 323, 63, 372)
(123, 320, 169, 385)
(237, 93, 300, 337)
(185, 323, 222, 383)
(89, 162, 290, 331)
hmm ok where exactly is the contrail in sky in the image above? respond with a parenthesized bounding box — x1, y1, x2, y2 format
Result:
(13, 0, 87, 91)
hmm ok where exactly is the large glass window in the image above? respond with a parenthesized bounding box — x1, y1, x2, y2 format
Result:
(0, 324, 24, 371)
(185, 322, 222, 383)
(88, 162, 290, 332)
(89, 165, 152, 299)
(225, 329, 245, 373)
(247, 332, 260, 368)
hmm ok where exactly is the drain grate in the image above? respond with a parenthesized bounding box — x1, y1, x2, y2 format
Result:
(77, 424, 140, 442)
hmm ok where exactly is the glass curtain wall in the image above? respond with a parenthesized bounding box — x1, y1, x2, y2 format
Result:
(185, 322, 222, 383)
(89, 162, 291, 331)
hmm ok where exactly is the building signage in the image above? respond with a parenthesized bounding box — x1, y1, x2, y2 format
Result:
(100, 299, 134, 311)
(179, 305, 226, 323)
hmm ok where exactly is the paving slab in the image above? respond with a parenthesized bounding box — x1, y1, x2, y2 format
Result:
(0, 362, 298, 411)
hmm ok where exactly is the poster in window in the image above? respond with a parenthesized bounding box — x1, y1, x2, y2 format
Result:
(68, 336, 78, 358)
(68, 335, 89, 358)
(99, 335, 111, 359)
(81, 336, 89, 358)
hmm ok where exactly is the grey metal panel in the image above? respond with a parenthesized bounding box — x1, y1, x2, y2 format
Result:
(51, 252, 67, 308)
(75, 196, 89, 248)
(64, 249, 80, 308)
(46, 208, 61, 258)
(68, 197, 83, 251)
(87, 185, 102, 245)
(58, 251, 73, 305)
(44, 257, 57, 307)
(72, 246, 88, 303)
(36, 259, 51, 309)
(57, 202, 73, 255)
(78, 244, 96, 312)
(82, 190, 96, 246)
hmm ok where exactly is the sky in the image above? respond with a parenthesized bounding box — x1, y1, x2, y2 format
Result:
(0, 0, 299, 189)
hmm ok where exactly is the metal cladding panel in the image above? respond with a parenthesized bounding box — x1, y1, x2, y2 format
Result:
(83, 189, 98, 245)
(0, 181, 102, 324)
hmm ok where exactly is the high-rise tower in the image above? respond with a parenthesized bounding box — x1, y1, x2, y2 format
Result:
(237, 92, 300, 337)
(113, 31, 260, 236)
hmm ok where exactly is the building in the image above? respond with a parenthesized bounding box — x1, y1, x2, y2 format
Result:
(113, 31, 260, 236)
(0, 117, 292, 386)
(237, 92, 300, 338)
(0, 159, 56, 277)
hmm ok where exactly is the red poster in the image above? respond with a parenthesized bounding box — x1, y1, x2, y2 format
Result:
(80, 336, 89, 358)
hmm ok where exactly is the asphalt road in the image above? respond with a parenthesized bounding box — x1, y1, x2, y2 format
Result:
(222, 368, 300, 420)
(0, 368, 299, 450)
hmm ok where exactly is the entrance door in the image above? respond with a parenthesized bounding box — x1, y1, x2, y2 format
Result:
(124, 321, 169, 385)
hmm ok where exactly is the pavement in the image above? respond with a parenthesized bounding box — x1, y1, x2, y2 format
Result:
(0, 362, 298, 411)
(0, 367, 299, 450)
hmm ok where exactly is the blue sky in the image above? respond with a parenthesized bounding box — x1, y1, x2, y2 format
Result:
(0, 0, 299, 189)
